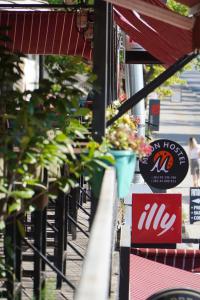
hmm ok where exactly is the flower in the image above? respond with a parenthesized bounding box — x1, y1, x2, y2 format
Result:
(106, 101, 152, 158)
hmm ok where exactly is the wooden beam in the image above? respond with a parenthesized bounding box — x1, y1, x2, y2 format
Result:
(104, 0, 194, 30)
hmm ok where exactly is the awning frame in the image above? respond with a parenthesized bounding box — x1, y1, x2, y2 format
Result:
(126, 50, 162, 64)
(104, 0, 194, 30)
(107, 52, 197, 127)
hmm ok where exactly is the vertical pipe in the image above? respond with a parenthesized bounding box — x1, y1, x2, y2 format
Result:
(91, 0, 110, 223)
(92, 0, 109, 141)
(33, 210, 43, 300)
(15, 218, 22, 300)
(55, 190, 66, 289)
(69, 188, 79, 240)
(41, 169, 48, 273)
(54, 167, 66, 289)
(4, 220, 15, 300)
(129, 64, 145, 184)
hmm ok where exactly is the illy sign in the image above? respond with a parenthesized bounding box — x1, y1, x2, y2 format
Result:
(132, 194, 182, 244)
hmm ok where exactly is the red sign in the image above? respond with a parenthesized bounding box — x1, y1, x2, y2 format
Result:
(132, 194, 182, 244)
(151, 103, 160, 115)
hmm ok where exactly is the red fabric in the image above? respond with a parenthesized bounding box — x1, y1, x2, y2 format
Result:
(0, 11, 92, 60)
(114, 7, 176, 66)
(114, 0, 193, 66)
(193, 15, 200, 49)
(130, 254, 200, 300)
(131, 248, 200, 272)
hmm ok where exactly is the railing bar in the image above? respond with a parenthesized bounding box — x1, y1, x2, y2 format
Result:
(67, 215, 89, 238)
(76, 201, 91, 217)
(67, 241, 84, 259)
(22, 287, 33, 300)
(79, 187, 92, 200)
(47, 221, 58, 232)
(76, 220, 89, 228)
(22, 238, 75, 290)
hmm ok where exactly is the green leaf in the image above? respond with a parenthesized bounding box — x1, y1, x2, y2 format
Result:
(60, 182, 70, 193)
(8, 200, 21, 213)
(72, 107, 90, 117)
(10, 189, 34, 199)
(93, 159, 110, 169)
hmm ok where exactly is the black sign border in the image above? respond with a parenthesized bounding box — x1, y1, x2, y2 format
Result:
(147, 288, 200, 300)
(139, 139, 189, 190)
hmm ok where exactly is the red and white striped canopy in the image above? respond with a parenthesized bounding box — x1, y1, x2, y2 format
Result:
(113, 0, 194, 66)
(130, 253, 200, 300)
(0, 11, 92, 60)
(132, 247, 200, 272)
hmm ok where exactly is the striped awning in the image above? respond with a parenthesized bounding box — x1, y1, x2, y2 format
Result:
(130, 254, 200, 300)
(0, 11, 92, 60)
(113, 0, 193, 66)
(132, 247, 200, 272)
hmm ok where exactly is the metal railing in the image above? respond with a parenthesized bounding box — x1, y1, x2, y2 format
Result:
(75, 167, 118, 300)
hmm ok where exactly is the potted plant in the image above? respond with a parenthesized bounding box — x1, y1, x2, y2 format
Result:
(80, 139, 115, 198)
(106, 100, 152, 198)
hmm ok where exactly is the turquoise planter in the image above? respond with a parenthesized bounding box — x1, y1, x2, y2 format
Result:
(90, 165, 105, 198)
(90, 150, 136, 199)
(110, 150, 136, 198)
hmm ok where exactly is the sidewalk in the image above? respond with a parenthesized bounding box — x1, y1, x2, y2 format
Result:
(155, 89, 200, 240)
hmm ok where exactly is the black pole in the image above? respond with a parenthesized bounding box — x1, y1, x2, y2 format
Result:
(92, 0, 109, 142)
(54, 189, 66, 289)
(33, 210, 43, 300)
(107, 53, 197, 127)
(107, 3, 113, 105)
(119, 246, 130, 300)
(0, 3, 93, 9)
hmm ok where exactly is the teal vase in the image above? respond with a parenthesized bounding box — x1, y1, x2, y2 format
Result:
(110, 150, 136, 198)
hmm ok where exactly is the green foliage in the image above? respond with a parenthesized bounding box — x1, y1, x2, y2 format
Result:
(0, 27, 108, 230)
(193, 56, 200, 71)
(143, 62, 193, 99)
(167, 0, 189, 16)
(48, 0, 94, 4)
(40, 278, 56, 300)
(47, 0, 63, 3)
(105, 101, 152, 157)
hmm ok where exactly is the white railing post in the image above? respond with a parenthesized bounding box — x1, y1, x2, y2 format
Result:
(75, 167, 118, 300)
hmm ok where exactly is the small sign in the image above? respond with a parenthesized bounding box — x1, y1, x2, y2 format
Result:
(132, 193, 182, 244)
(147, 288, 200, 300)
(139, 139, 189, 189)
(190, 187, 200, 224)
(149, 99, 160, 131)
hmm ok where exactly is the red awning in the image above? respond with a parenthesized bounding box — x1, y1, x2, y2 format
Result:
(0, 11, 92, 60)
(129, 254, 200, 300)
(132, 248, 200, 272)
(114, 0, 193, 66)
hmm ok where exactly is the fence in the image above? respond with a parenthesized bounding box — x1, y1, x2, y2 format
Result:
(75, 167, 119, 300)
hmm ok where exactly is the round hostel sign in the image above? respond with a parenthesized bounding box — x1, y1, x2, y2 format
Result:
(147, 288, 200, 300)
(139, 139, 189, 189)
